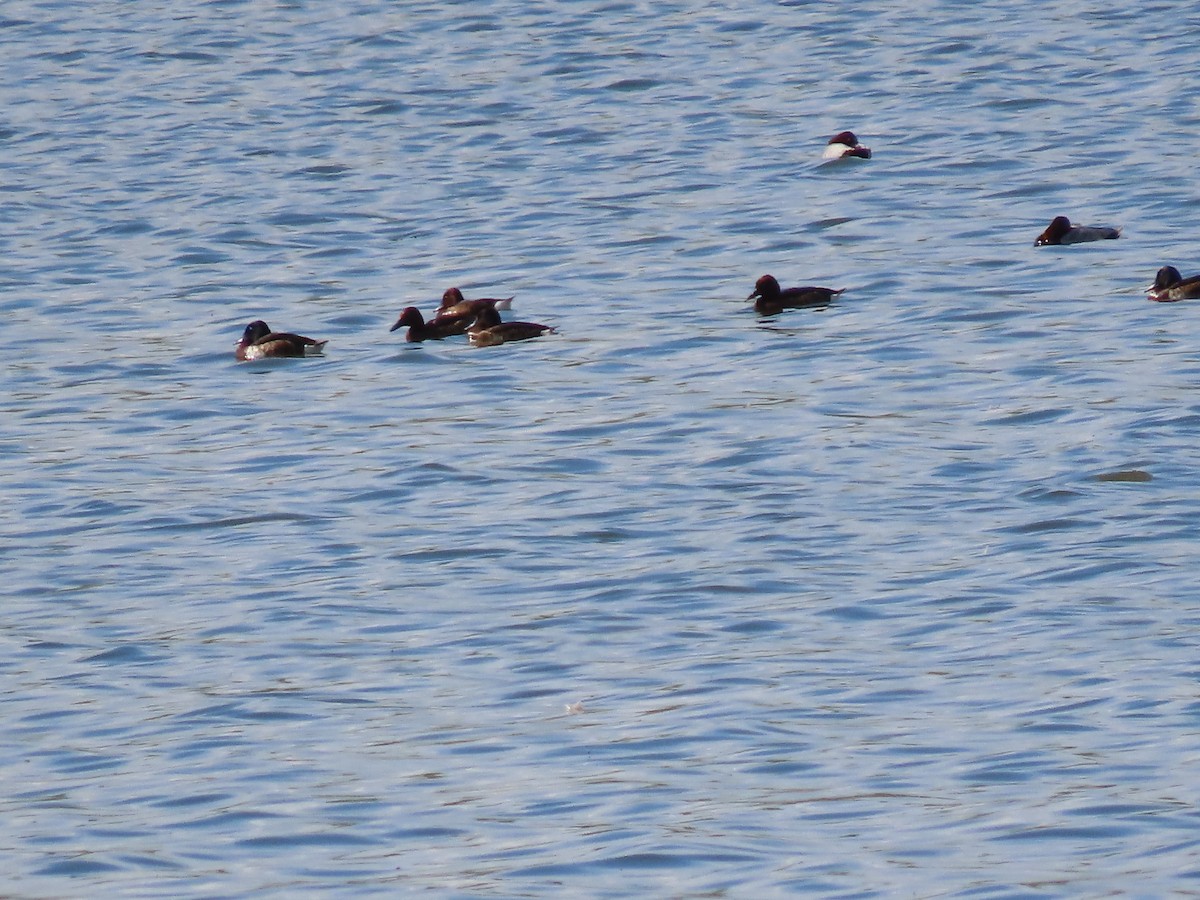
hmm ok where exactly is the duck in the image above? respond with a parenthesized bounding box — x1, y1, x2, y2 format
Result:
(1034, 216, 1120, 246)
(1147, 265, 1200, 302)
(748, 274, 843, 316)
(235, 320, 327, 360)
(389, 306, 472, 342)
(822, 131, 871, 160)
(435, 287, 515, 320)
(467, 305, 555, 347)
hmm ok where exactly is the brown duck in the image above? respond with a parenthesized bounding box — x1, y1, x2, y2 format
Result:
(748, 275, 843, 316)
(467, 305, 554, 347)
(235, 320, 327, 360)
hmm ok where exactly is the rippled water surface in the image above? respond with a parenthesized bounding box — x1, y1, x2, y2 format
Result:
(5, 0, 1200, 895)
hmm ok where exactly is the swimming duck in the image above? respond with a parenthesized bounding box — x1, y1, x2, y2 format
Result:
(1147, 265, 1200, 302)
(235, 320, 327, 360)
(823, 131, 871, 160)
(389, 306, 472, 341)
(435, 287, 515, 320)
(748, 274, 843, 316)
(467, 305, 554, 347)
(1034, 216, 1120, 246)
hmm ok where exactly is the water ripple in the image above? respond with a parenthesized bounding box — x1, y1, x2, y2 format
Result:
(3, 0, 1200, 896)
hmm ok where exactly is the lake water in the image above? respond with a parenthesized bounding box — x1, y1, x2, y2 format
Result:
(5, 0, 1200, 895)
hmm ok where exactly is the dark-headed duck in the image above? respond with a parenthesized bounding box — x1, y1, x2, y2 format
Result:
(823, 131, 871, 160)
(235, 320, 327, 361)
(748, 274, 843, 316)
(435, 287, 515, 320)
(1034, 216, 1120, 246)
(1147, 266, 1200, 302)
(467, 305, 555, 347)
(389, 306, 471, 342)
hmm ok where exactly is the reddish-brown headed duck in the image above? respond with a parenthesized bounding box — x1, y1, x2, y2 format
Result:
(1034, 216, 1120, 246)
(390, 306, 472, 342)
(435, 287, 515, 320)
(1147, 266, 1200, 302)
(748, 275, 843, 316)
(235, 320, 327, 361)
(823, 131, 871, 160)
(467, 305, 555, 347)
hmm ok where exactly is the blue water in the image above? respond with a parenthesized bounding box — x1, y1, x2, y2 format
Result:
(5, 0, 1200, 895)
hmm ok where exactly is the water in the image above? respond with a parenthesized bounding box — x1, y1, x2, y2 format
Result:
(4, 0, 1200, 895)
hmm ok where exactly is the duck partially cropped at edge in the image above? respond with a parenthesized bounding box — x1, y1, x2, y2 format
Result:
(823, 131, 871, 160)
(468, 305, 555, 347)
(1034, 216, 1120, 246)
(1147, 265, 1200, 302)
(235, 320, 327, 360)
(748, 274, 843, 316)
(435, 287, 515, 320)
